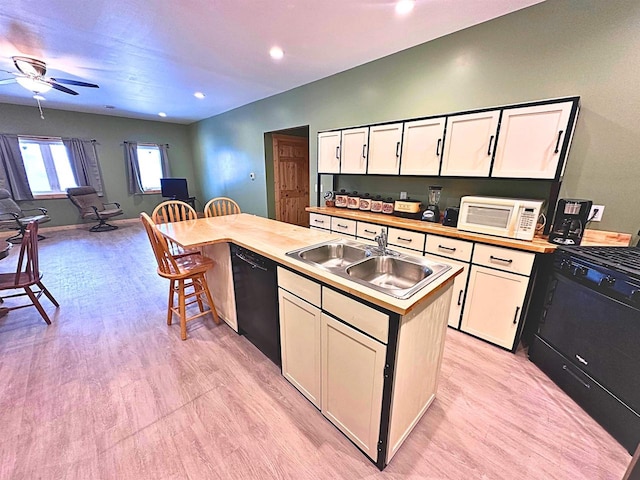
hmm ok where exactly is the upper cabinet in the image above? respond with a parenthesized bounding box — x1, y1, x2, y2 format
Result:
(440, 110, 500, 177)
(317, 131, 341, 174)
(400, 117, 445, 176)
(367, 123, 403, 175)
(492, 101, 576, 179)
(340, 127, 369, 174)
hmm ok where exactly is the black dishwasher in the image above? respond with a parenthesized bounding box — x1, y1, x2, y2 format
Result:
(231, 244, 281, 366)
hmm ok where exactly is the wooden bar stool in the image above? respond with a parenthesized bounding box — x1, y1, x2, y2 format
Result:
(204, 197, 241, 217)
(140, 212, 220, 340)
(151, 200, 199, 257)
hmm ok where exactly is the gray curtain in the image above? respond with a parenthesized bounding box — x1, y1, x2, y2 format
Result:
(63, 138, 104, 196)
(159, 144, 171, 178)
(124, 141, 143, 195)
(0, 134, 33, 200)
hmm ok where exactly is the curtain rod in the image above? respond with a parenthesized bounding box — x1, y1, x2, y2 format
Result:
(122, 141, 170, 148)
(17, 135, 97, 143)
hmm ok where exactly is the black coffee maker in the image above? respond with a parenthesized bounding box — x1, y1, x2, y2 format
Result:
(549, 199, 593, 246)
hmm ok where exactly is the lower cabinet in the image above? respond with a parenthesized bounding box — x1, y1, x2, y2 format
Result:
(203, 242, 238, 332)
(460, 265, 530, 349)
(424, 254, 468, 328)
(321, 313, 386, 460)
(278, 289, 321, 408)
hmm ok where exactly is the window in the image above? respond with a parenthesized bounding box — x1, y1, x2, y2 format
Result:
(136, 144, 164, 192)
(18, 137, 78, 196)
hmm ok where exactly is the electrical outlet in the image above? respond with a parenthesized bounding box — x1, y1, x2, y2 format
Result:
(249, 172, 256, 180)
(400, 191, 408, 200)
(589, 205, 605, 222)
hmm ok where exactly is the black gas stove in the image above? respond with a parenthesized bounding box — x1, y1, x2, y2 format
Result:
(553, 245, 640, 307)
(530, 244, 640, 453)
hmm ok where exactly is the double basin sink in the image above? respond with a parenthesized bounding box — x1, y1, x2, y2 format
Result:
(286, 239, 451, 299)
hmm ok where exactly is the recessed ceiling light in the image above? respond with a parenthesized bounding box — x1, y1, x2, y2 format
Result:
(269, 46, 284, 60)
(395, 0, 415, 15)
(194, 92, 206, 99)
(158, 112, 167, 117)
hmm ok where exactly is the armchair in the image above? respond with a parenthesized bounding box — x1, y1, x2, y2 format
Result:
(0, 188, 50, 243)
(67, 186, 123, 232)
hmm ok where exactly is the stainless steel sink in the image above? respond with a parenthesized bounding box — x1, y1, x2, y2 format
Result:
(286, 239, 451, 299)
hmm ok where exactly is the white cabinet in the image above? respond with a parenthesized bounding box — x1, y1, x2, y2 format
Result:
(492, 101, 575, 179)
(440, 110, 500, 177)
(340, 127, 369, 174)
(321, 313, 386, 460)
(330, 217, 357, 237)
(367, 123, 403, 175)
(317, 131, 341, 174)
(279, 289, 322, 408)
(424, 254, 468, 329)
(387, 227, 425, 253)
(309, 213, 331, 230)
(400, 117, 446, 176)
(203, 243, 238, 332)
(356, 221, 386, 242)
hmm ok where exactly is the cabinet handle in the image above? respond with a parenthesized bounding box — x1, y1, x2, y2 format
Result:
(562, 365, 591, 389)
(395, 141, 401, 158)
(438, 244, 456, 252)
(512, 306, 520, 324)
(457, 289, 464, 306)
(362, 144, 367, 158)
(397, 236, 413, 242)
(335, 146, 340, 159)
(436, 138, 442, 156)
(487, 135, 494, 156)
(314, 219, 325, 224)
(554, 130, 564, 153)
(490, 255, 513, 264)
(336, 224, 348, 229)
(364, 229, 377, 234)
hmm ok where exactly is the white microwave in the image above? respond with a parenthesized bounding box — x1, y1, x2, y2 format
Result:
(458, 196, 543, 241)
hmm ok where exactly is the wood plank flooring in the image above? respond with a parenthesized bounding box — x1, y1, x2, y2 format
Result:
(0, 224, 631, 479)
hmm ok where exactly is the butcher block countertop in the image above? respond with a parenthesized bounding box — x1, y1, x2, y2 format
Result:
(306, 207, 632, 252)
(156, 214, 462, 316)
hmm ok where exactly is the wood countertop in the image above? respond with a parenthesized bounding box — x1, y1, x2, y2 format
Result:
(157, 213, 462, 316)
(307, 207, 632, 252)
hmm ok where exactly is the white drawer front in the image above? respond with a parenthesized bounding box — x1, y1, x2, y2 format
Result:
(278, 267, 322, 307)
(472, 244, 535, 276)
(309, 213, 331, 230)
(322, 287, 389, 344)
(425, 235, 473, 262)
(387, 228, 425, 252)
(331, 217, 357, 236)
(357, 221, 386, 241)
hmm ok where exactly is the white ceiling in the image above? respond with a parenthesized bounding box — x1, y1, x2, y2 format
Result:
(0, 0, 544, 125)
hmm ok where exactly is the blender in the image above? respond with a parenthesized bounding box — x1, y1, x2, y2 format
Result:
(422, 186, 442, 222)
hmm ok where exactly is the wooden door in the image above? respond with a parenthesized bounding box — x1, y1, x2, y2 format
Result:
(273, 134, 309, 227)
(440, 110, 500, 177)
(367, 123, 403, 175)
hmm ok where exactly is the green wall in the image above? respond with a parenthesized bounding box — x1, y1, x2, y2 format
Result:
(190, 0, 640, 240)
(0, 104, 196, 227)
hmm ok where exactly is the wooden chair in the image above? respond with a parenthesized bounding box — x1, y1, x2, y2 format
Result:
(140, 213, 220, 340)
(0, 221, 59, 324)
(152, 200, 197, 224)
(151, 200, 199, 257)
(204, 197, 241, 217)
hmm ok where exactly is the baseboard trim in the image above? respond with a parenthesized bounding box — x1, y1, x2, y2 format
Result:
(39, 218, 140, 233)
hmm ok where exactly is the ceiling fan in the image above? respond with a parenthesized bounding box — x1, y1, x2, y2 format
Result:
(0, 56, 99, 96)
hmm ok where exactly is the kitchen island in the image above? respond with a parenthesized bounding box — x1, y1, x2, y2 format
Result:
(157, 213, 462, 470)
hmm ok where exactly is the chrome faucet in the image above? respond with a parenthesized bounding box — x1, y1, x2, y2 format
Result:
(375, 229, 388, 252)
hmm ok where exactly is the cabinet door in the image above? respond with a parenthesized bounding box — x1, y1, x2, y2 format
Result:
(424, 254, 469, 329)
(279, 289, 322, 408)
(441, 110, 500, 177)
(317, 131, 341, 174)
(367, 123, 403, 175)
(492, 101, 574, 179)
(460, 265, 529, 350)
(321, 313, 386, 461)
(400, 117, 445, 176)
(340, 127, 369, 174)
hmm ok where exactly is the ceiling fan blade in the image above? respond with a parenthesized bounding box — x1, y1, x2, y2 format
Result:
(49, 78, 99, 88)
(50, 82, 79, 95)
(0, 78, 17, 85)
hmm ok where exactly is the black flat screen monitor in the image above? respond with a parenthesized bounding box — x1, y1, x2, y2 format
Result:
(160, 178, 189, 200)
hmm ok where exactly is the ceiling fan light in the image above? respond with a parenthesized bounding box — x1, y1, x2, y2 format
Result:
(395, 0, 415, 15)
(16, 77, 53, 94)
(33, 94, 46, 101)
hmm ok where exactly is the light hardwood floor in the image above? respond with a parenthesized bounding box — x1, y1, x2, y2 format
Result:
(0, 224, 631, 479)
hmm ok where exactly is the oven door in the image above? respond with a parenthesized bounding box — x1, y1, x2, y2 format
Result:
(538, 272, 640, 411)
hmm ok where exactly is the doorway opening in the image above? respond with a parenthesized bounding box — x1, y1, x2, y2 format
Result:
(264, 126, 310, 227)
